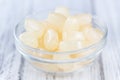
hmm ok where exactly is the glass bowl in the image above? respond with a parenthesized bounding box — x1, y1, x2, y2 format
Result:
(14, 10, 108, 75)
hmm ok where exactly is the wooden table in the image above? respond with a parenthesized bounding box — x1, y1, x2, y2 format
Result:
(0, 0, 120, 80)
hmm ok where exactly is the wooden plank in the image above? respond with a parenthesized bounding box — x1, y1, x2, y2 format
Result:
(0, 0, 32, 80)
(94, 0, 120, 80)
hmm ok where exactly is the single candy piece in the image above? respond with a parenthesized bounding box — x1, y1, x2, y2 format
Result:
(25, 19, 46, 39)
(63, 16, 80, 32)
(44, 29, 59, 51)
(75, 14, 92, 26)
(55, 6, 70, 17)
(47, 12, 66, 32)
(19, 32, 39, 48)
(83, 27, 103, 46)
(59, 41, 82, 51)
(75, 14, 92, 32)
(62, 31, 85, 41)
(45, 22, 63, 41)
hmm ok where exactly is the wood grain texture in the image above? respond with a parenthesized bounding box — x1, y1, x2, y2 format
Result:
(0, 0, 120, 80)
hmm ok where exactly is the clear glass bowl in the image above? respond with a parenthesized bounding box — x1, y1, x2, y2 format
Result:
(14, 10, 108, 75)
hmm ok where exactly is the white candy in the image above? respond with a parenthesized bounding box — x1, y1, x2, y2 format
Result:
(83, 28, 103, 46)
(47, 12, 66, 32)
(75, 14, 92, 25)
(64, 16, 80, 32)
(59, 41, 82, 51)
(19, 32, 39, 48)
(63, 31, 85, 41)
(53, 54, 71, 60)
(55, 6, 70, 17)
(39, 54, 53, 59)
(33, 62, 59, 72)
(25, 19, 46, 38)
(38, 38, 44, 48)
(57, 63, 74, 72)
(44, 29, 59, 51)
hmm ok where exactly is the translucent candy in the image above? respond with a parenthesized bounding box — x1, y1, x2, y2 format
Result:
(32, 62, 59, 72)
(44, 29, 59, 51)
(19, 32, 39, 48)
(38, 38, 44, 48)
(47, 12, 66, 32)
(55, 6, 70, 17)
(79, 23, 92, 32)
(43, 22, 62, 41)
(83, 27, 103, 46)
(25, 19, 46, 38)
(53, 54, 71, 60)
(57, 63, 74, 72)
(75, 14, 92, 25)
(39, 54, 53, 59)
(46, 22, 58, 31)
(62, 31, 85, 41)
(70, 53, 84, 58)
(70, 48, 95, 58)
(59, 41, 82, 51)
(63, 16, 80, 32)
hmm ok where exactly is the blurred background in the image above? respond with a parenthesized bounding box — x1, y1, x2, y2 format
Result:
(0, 0, 120, 80)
